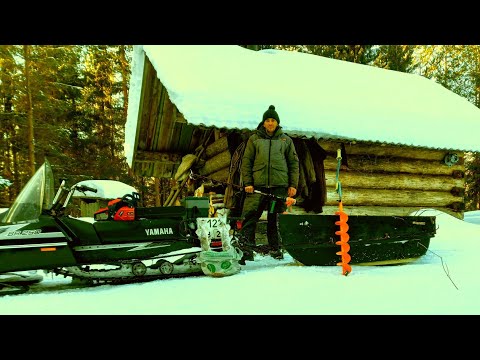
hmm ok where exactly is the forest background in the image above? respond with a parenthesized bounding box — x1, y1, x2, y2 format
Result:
(0, 45, 479, 211)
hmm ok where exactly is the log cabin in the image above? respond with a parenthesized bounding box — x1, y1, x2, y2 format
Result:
(125, 45, 480, 220)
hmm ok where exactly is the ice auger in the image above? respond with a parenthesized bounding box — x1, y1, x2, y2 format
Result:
(189, 171, 296, 213)
(334, 148, 352, 276)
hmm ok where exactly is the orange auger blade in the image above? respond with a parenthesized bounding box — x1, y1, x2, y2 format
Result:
(334, 148, 351, 275)
(335, 201, 351, 276)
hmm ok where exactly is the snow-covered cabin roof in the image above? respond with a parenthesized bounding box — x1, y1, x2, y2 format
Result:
(125, 45, 480, 167)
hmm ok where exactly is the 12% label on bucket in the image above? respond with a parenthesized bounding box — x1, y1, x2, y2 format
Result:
(205, 218, 222, 239)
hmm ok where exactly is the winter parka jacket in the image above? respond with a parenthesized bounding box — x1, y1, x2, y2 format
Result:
(241, 125, 299, 189)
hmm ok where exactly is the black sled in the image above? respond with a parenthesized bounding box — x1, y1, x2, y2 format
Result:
(278, 213, 436, 267)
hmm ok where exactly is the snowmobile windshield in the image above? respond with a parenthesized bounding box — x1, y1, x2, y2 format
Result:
(1, 160, 55, 224)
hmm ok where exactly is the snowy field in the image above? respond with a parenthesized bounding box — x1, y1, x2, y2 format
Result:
(0, 209, 479, 315)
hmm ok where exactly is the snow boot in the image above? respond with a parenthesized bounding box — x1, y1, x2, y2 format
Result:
(238, 250, 254, 265)
(269, 249, 284, 260)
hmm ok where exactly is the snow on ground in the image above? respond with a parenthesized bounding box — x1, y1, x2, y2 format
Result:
(1, 209, 479, 315)
(464, 210, 480, 225)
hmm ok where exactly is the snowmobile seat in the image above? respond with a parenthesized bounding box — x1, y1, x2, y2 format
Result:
(61, 216, 102, 246)
(135, 206, 186, 219)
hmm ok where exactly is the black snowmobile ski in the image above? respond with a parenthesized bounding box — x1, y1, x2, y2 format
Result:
(0, 282, 30, 296)
(0, 271, 44, 296)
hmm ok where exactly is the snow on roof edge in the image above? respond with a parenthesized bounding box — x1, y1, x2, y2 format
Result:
(128, 45, 480, 155)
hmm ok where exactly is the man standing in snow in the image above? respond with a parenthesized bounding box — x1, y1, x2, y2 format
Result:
(237, 105, 299, 264)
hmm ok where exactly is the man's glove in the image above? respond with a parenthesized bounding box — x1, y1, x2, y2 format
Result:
(287, 187, 297, 197)
(245, 185, 254, 193)
(285, 197, 296, 207)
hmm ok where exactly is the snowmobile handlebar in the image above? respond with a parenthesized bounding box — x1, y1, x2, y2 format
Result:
(48, 181, 98, 217)
(74, 184, 98, 193)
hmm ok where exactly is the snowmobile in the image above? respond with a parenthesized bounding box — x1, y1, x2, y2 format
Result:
(0, 159, 226, 295)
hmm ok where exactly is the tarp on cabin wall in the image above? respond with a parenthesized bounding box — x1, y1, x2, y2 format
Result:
(125, 45, 480, 166)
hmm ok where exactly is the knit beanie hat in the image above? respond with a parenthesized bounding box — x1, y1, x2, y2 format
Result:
(262, 105, 280, 124)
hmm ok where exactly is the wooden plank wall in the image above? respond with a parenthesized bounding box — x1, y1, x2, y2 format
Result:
(196, 134, 466, 219)
(133, 59, 184, 179)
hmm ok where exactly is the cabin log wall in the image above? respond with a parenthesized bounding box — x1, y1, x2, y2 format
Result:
(319, 140, 465, 219)
(195, 135, 466, 219)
